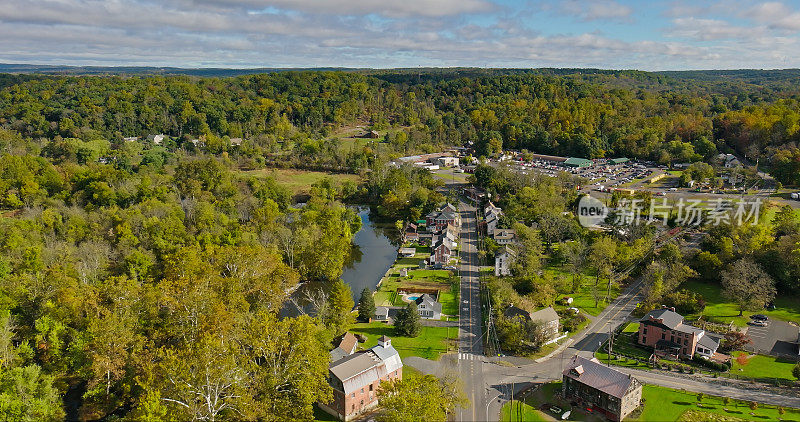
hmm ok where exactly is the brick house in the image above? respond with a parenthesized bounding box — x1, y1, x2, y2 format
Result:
(562, 355, 642, 422)
(320, 336, 403, 421)
(425, 204, 460, 230)
(638, 307, 721, 360)
(431, 238, 452, 266)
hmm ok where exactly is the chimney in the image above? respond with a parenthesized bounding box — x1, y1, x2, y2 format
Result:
(378, 335, 391, 348)
(670, 307, 676, 312)
(661, 305, 667, 309)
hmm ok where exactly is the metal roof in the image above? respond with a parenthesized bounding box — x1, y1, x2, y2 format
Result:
(563, 355, 640, 399)
(529, 306, 559, 324)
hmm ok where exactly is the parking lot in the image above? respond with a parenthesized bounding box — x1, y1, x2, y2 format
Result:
(745, 319, 800, 357)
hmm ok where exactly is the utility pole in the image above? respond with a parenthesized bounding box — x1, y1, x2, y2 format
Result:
(608, 324, 614, 367)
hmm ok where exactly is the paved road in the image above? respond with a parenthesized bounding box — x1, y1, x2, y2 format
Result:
(457, 200, 489, 422)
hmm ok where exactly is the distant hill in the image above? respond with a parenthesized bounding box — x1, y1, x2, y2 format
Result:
(0, 63, 359, 77)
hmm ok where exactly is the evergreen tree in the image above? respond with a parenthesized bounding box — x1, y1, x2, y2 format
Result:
(320, 280, 354, 336)
(394, 302, 421, 337)
(357, 288, 376, 322)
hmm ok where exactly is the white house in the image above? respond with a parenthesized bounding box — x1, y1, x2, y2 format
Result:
(434, 156, 459, 168)
(495, 246, 516, 276)
(415, 294, 442, 319)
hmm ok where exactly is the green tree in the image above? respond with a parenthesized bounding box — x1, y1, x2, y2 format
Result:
(320, 280, 354, 336)
(793, 362, 800, 380)
(721, 258, 776, 316)
(358, 288, 376, 322)
(394, 302, 421, 337)
(377, 373, 468, 422)
(0, 365, 64, 421)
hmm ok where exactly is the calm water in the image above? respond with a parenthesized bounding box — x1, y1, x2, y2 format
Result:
(341, 208, 399, 300)
(282, 208, 398, 316)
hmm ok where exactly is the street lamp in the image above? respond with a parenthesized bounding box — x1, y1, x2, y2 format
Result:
(486, 392, 502, 422)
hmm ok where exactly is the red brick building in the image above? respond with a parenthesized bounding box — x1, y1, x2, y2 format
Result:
(319, 336, 403, 421)
(638, 307, 720, 360)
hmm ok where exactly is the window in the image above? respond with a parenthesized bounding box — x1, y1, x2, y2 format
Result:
(661, 333, 665, 340)
(643, 328, 647, 335)
(361, 388, 364, 394)
(369, 384, 374, 391)
(351, 393, 355, 398)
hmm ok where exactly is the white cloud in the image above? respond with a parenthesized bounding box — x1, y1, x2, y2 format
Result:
(748, 1, 800, 30)
(560, 0, 634, 22)
(668, 17, 754, 41)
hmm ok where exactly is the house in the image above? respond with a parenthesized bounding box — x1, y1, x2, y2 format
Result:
(147, 134, 165, 145)
(320, 336, 403, 421)
(562, 355, 642, 422)
(330, 332, 359, 362)
(123, 136, 139, 142)
(493, 229, 516, 245)
(402, 222, 419, 243)
(638, 307, 721, 360)
(414, 294, 442, 319)
(431, 238, 452, 266)
(433, 156, 459, 167)
(229, 137, 243, 146)
(485, 203, 503, 236)
(463, 187, 486, 203)
(529, 307, 560, 341)
(426, 204, 460, 230)
(374, 306, 390, 321)
(495, 246, 516, 276)
(398, 247, 417, 258)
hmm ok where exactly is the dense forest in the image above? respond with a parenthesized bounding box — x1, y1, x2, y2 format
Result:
(1, 68, 800, 419)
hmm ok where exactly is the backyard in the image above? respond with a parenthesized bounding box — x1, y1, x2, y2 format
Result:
(349, 321, 458, 360)
(373, 244, 459, 318)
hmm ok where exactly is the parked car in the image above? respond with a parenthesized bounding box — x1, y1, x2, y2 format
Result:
(751, 320, 768, 327)
(750, 314, 769, 321)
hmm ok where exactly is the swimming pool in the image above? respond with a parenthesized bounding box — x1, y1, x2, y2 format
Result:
(407, 296, 419, 301)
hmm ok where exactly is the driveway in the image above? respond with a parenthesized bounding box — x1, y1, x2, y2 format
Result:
(745, 319, 799, 357)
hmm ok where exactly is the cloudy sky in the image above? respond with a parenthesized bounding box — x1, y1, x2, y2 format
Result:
(1, 0, 799, 70)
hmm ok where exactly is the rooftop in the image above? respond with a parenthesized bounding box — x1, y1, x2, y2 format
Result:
(563, 355, 640, 399)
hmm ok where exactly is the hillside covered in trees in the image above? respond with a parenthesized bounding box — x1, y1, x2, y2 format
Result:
(1, 68, 800, 420)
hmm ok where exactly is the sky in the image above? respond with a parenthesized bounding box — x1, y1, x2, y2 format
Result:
(1, 0, 800, 70)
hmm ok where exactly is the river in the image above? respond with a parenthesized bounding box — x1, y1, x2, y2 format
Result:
(340, 208, 399, 300)
(282, 207, 398, 316)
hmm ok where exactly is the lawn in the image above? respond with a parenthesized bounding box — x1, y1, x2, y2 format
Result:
(544, 266, 620, 317)
(633, 385, 800, 421)
(501, 382, 800, 422)
(350, 322, 457, 360)
(730, 351, 798, 381)
(682, 280, 800, 327)
(238, 168, 362, 194)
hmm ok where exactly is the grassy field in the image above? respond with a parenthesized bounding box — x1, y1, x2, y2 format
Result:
(350, 322, 457, 360)
(633, 385, 800, 421)
(500, 382, 800, 422)
(682, 280, 800, 327)
(543, 266, 620, 317)
(239, 168, 362, 194)
(731, 351, 798, 381)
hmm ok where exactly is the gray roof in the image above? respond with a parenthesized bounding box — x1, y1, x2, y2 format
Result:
(415, 294, 443, 313)
(498, 245, 517, 257)
(330, 352, 382, 385)
(563, 355, 640, 399)
(330, 348, 348, 362)
(698, 333, 720, 350)
(640, 308, 684, 330)
(503, 305, 530, 321)
(529, 307, 559, 324)
(375, 306, 390, 317)
(370, 343, 402, 374)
